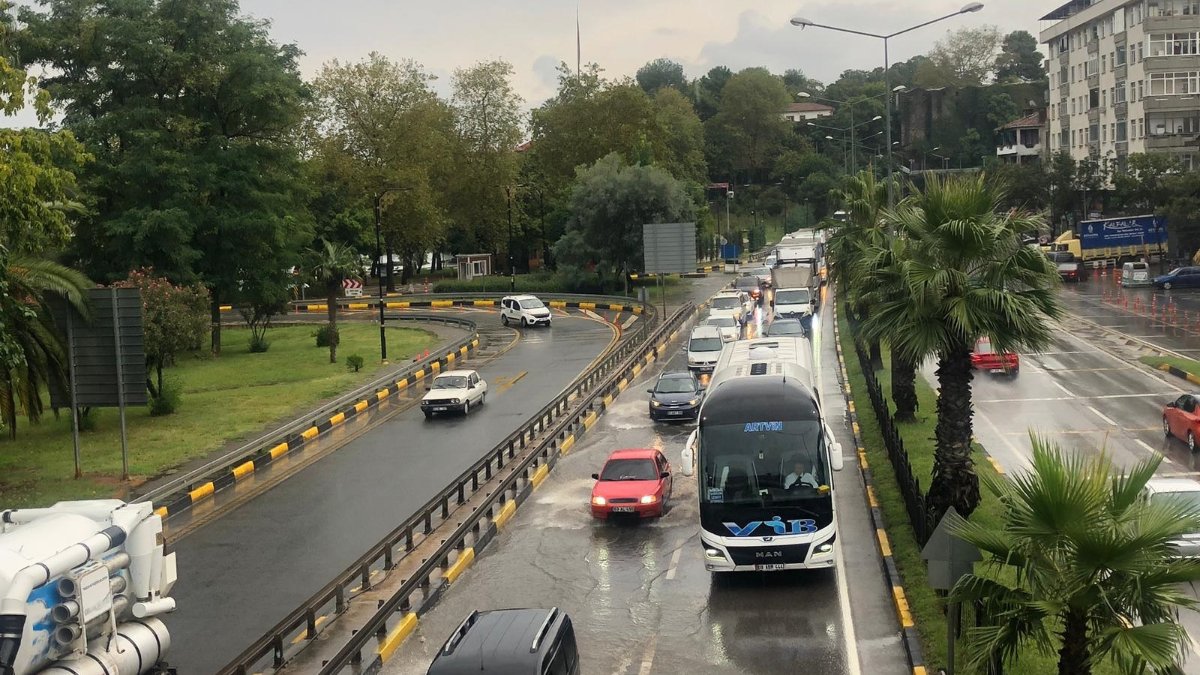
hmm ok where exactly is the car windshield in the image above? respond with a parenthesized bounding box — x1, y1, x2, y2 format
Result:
(519, 298, 545, 309)
(735, 278, 759, 289)
(774, 290, 810, 304)
(746, 267, 769, 276)
(707, 317, 736, 327)
(599, 458, 659, 481)
(656, 376, 695, 393)
(768, 321, 803, 336)
(432, 376, 468, 389)
(1168, 268, 1187, 276)
(711, 297, 741, 309)
(690, 337, 723, 352)
(975, 340, 995, 355)
(1152, 490, 1200, 512)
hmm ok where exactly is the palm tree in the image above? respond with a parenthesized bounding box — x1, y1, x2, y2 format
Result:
(950, 435, 1200, 675)
(310, 239, 361, 364)
(0, 251, 92, 438)
(858, 174, 1061, 519)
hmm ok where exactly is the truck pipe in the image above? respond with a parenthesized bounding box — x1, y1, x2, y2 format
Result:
(41, 618, 170, 675)
(52, 577, 126, 623)
(53, 596, 131, 647)
(0, 526, 127, 673)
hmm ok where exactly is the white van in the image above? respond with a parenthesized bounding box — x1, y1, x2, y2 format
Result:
(687, 325, 725, 374)
(1121, 261, 1151, 287)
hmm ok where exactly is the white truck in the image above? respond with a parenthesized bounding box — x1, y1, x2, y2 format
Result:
(0, 500, 177, 675)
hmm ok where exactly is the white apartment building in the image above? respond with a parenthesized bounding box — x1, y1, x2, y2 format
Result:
(1041, 0, 1200, 170)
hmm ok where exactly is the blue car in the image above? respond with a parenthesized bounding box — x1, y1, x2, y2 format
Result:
(1153, 267, 1200, 290)
(647, 371, 703, 421)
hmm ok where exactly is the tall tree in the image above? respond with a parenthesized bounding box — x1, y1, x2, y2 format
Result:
(915, 26, 1003, 88)
(951, 436, 1200, 675)
(310, 240, 360, 363)
(704, 68, 791, 184)
(690, 66, 732, 122)
(994, 30, 1046, 83)
(857, 174, 1062, 520)
(557, 152, 694, 284)
(651, 87, 707, 185)
(782, 68, 823, 98)
(1112, 153, 1179, 214)
(18, 0, 313, 354)
(635, 58, 686, 95)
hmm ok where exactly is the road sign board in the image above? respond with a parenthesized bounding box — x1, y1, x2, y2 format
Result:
(642, 222, 697, 274)
(48, 288, 148, 408)
(920, 507, 982, 591)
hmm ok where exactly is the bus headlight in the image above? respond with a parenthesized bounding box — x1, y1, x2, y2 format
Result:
(704, 548, 725, 560)
(816, 543, 834, 554)
(640, 495, 657, 504)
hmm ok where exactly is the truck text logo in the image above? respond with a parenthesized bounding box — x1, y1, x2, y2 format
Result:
(723, 516, 818, 537)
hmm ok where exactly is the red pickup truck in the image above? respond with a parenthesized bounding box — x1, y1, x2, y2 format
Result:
(971, 337, 1019, 375)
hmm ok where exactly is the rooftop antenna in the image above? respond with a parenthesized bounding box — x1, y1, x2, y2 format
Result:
(576, 0, 581, 76)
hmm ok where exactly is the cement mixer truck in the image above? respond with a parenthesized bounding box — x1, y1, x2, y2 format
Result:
(0, 500, 177, 675)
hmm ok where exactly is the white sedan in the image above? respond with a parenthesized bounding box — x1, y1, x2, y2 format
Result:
(421, 369, 488, 418)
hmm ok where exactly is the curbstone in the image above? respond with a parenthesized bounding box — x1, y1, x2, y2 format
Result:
(830, 299, 926, 672)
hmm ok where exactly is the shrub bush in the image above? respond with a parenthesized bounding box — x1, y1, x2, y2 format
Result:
(314, 324, 339, 348)
(77, 407, 101, 431)
(148, 379, 182, 416)
(249, 333, 270, 353)
(432, 270, 628, 295)
(346, 354, 364, 372)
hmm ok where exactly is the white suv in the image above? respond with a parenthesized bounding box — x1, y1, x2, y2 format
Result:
(687, 325, 725, 374)
(501, 295, 553, 327)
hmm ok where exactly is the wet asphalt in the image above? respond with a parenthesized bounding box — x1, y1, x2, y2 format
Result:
(166, 309, 620, 673)
(380, 292, 909, 675)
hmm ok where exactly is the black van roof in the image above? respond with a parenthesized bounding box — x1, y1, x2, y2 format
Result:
(428, 607, 561, 674)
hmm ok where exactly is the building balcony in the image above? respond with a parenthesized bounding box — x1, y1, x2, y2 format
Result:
(1145, 133, 1200, 149)
(1146, 14, 1200, 32)
(996, 143, 1043, 158)
(1088, 107, 1102, 124)
(1145, 95, 1200, 113)
(1144, 54, 1200, 72)
(1088, 39, 1100, 54)
(1114, 101, 1128, 118)
(1059, 82, 1070, 98)
(1114, 63, 1127, 79)
(1061, 115, 1071, 130)
(1115, 140, 1129, 156)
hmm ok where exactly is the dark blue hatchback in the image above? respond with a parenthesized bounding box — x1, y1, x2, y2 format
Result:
(648, 371, 703, 421)
(1154, 267, 1200, 290)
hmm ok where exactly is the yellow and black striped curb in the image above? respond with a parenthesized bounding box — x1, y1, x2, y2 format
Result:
(292, 298, 645, 314)
(829, 301, 926, 675)
(367, 316, 698, 669)
(1156, 362, 1200, 387)
(152, 337, 481, 521)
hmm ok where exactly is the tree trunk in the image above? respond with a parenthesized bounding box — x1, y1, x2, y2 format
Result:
(327, 284, 338, 364)
(1056, 607, 1090, 675)
(869, 340, 883, 371)
(891, 351, 918, 422)
(927, 343, 981, 521)
(210, 296, 222, 356)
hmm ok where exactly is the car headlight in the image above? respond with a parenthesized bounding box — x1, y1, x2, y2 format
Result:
(651, 400, 662, 407)
(450, 398, 460, 404)
(591, 496, 606, 506)
(687, 398, 699, 406)
(640, 495, 657, 504)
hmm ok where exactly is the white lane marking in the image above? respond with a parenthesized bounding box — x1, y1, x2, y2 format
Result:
(665, 547, 682, 580)
(1053, 381, 1075, 396)
(834, 528, 864, 675)
(1051, 324, 1185, 393)
(1087, 406, 1118, 426)
(1159, 471, 1200, 478)
(976, 393, 1178, 403)
(1135, 438, 1174, 464)
(1029, 350, 1105, 355)
(637, 633, 659, 675)
(622, 315, 639, 330)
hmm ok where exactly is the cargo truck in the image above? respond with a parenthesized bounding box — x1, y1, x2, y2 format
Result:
(1046, 214, 1167, 263)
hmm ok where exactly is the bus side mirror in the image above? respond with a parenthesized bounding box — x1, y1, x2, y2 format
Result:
(681, 429, 697, 477)
(830, 442, 844, 471)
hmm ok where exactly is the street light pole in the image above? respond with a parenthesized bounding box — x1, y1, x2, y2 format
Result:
(790, 2, 985, 206)
(373, 187, 413, 362)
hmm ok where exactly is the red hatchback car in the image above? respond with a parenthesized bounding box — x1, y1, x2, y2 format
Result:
(1164, 394, 1200, 451)
(590, 448, 673, 519)
(971, 337, 1019, 375)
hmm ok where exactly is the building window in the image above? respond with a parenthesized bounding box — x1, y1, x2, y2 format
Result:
(1116, 45, 1127, 66)
(1102, 89, 1108, 107)
(1090, 124, 1100, 142)
(1149, 71, 1200, 95)
(1138, 80, 1144, 100)
(1102, 54, 1108, 73)
(1156, 0, 1200, 17)
(1137, 42, 1144, 62)
(1090, 88, 1100, 108)
(1148, 32, 1200, 57)
(1117, 120, 1128, 141)
(1116, 80, 1127, 103)
(1149, 114, 1200, 135)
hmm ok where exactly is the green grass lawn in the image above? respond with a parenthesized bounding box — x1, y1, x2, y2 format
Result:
(1140, 354, 1200, 379)
(836, 305, 1117, 675)
(0, 323, 436, 508)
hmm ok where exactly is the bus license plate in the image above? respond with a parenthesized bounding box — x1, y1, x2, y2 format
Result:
(612, 506, 635, 513)
(755, 564, 786, 571)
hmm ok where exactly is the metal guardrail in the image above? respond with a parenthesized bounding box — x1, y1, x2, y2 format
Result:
(218, 301, 694, 675)
(134, 314, 480, 512)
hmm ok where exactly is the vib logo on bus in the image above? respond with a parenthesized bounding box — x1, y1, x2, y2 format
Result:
(723, 515, 818, 537)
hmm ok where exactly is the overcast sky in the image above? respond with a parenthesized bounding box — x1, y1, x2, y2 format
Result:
(7, 0, 1062, 127)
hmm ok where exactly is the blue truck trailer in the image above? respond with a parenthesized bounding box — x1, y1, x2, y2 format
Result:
(1047, 214, 1167, 262)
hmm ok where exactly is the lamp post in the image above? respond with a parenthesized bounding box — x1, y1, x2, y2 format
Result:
(799, 90, 892, 173)
(373, 186, 414, 362)
(791, 2, 985, 206)
(931, 152, 950, 170)
(809, 116, 883, 173)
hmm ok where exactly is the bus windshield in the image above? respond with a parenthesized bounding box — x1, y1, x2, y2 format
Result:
(699, 420, 826, 507)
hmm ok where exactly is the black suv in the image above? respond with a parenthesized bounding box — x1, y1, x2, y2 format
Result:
(427, 607, 580, 675)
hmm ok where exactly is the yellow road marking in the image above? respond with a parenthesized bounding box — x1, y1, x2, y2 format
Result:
(387, 301, 409, 309)
(876, 529, 893, 557)
(603, 394, 614, 407)
(347, 303, 369, 310)
(549, 300, 567, 308)
(431, 361, 441, 373)
(531, 464, 550, 488)
(232, 461, 255, 480)
(431, 299, 454, 308)
(154, 506, 168, 519)
(444, 547, 476, 584)
(892, 586, 915, 628)
(473, 299, 495, 306)
(355, 400, 369, 413)
(579, 302, 596, 310)
(582, 411, 598, 430)
(560, 435, 576, 455)
(495, 501, 517, 528)
(306, 304, 326, 312)
(618, 378, 629, 391)
(866, 485, 879, 508)
(378, 613, 419, 662)
(446, 352, 455, 362)
(987, 456, 1006, 475)
(189, 482, 215, 502)
(376, 389, 390, 401)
